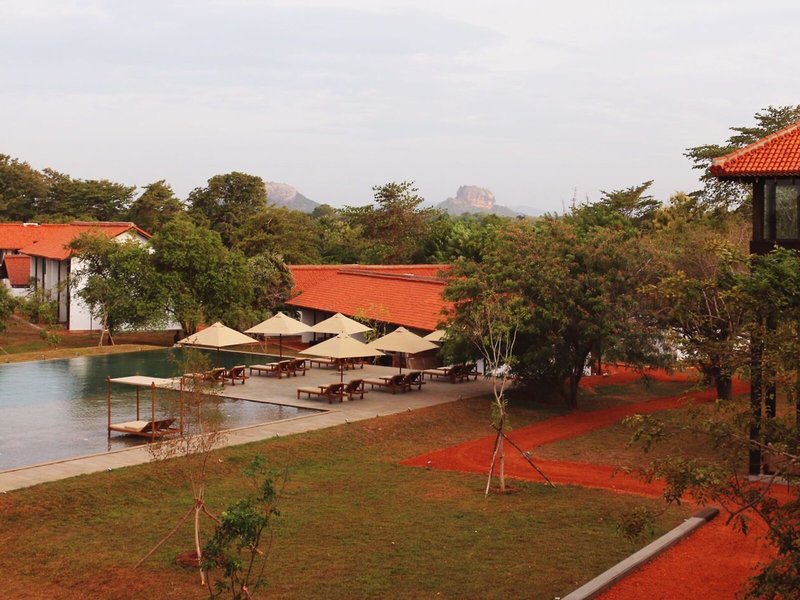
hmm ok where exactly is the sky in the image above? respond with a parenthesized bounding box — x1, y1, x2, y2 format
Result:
(2, 0, 800, 212)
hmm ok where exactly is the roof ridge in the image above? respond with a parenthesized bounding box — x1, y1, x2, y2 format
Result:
(336, 269, 445, 284)
(711, 120, 800, 171)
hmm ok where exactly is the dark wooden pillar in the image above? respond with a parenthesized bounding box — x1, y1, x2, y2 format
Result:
(766, 180, 777, 240)
(752, 180, 764, 241)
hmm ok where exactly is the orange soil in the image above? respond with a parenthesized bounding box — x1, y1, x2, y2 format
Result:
(401, 369, 780, 598)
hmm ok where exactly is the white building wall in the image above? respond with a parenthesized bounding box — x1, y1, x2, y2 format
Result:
(68, 256, 101, 331)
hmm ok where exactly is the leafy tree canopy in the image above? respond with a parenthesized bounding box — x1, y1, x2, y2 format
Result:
(342, 181, 439, 263)
(0, 154, 48, 222)
(127, 180, 184, 234)
(150, 217, 254, 334)
(187, 172, 267, 247)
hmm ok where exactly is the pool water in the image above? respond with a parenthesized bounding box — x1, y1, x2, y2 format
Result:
(0, 348, 317, 471)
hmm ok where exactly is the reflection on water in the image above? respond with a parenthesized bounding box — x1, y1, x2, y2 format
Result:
(0, 348, 316, 471)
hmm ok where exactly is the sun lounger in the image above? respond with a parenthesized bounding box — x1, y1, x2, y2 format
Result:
(307, 357, 337, 368)
(364, 373, 408, 394)
(422, 364, 468, 383)
(296, 382, 346, 403)
(288, 358, 308, 376)
(344, 378, 367, 400)
(222, 365, 248, 385)
(249, 361, 293, 378)
(462, 363, 480, 380)
(404, 371, 425, 391)
(108, 418, 177, 438)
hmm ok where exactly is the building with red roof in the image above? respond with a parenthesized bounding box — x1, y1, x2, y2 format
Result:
(0, 221, 150, 329)
(711, 121, 800, 255)
(711, 121, 800, 476)
(286, 264, 451, 339)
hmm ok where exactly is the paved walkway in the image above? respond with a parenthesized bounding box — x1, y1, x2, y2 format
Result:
(0, 364, 492, 493)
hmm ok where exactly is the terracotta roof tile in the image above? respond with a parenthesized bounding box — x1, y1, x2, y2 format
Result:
(0, 222, 150, 260)
(710, 121, 800, 178)
(3, 255, 30, 286)
(286, 266, 451, 331)
(288, 264, 448, 295)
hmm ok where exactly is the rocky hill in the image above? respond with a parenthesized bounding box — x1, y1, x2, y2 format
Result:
(265, 181, 319, 213)
(436, 185, 520, 217)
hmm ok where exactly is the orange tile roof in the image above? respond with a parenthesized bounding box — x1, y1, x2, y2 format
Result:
(286, 266, 451, 331)
(288, 264, 448, 295)
(0, 222, 150, 260)
(3, 255, 30, 286)
(710, 121, 800, 178)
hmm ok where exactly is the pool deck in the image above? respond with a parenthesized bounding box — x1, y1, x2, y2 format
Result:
(0, 364, 492, 493)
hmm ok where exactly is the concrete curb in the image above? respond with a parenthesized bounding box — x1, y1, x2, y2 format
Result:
(562, 507, 719, 600)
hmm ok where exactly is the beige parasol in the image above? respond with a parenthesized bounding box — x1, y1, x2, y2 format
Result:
(300, 333, 384, 381)
(368, 327, 438, 372)
(422, 329, 447, 343)
(245, 312, 310, 357)
(309, 312, 372, 335)
(177, 322, 258, 349)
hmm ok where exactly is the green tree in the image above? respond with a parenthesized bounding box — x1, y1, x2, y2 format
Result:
(36, 169, 135, 222)
(0, 154, 48, 222)
(128, 180, 184, 233)
(69, 232, 165, 345)
(452, 218, 661, 409)
(151, 217, 253, 334)
(342, 181, 437, 263)
(643, 212, 751, 399)
(246, 252, 294, 318)
(312, 206, 369, 264)
(685, 105, 800, 211)
(187, 172, 267, 247)
(234, 207, 323, 263)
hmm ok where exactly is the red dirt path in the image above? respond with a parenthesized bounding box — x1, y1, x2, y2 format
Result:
(401, 369, 777, 599)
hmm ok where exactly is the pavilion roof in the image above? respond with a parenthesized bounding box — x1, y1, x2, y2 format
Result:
(710, 121, 800, 179)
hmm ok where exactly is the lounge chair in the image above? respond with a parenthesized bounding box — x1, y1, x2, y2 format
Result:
(296, 382, 346, 403)
(422, 365, 455, 381)
(363, 373, 408, 394)
(344, 378, 367, 400)
(108, 417, 177, 438)
(462, 363, 480, 380)
(202, 368, 226, 383)
(288, 358, 308, 376)
(222, 365, 248, 385)
(307, 357, 337, 369)
(249, 362, 280, 377)
(404, 371, 425, 391)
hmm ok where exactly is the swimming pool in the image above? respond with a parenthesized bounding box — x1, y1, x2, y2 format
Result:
(0, 348, 318, 471)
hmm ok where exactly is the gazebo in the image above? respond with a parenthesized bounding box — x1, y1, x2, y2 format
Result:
(711, 120, 800, 475)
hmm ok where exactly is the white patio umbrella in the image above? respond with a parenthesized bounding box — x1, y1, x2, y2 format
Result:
(368, 327, 438, 373)
(309, 312, 372, 335)
(245, 311, 310, 358)
(176, 322, 258, 362)
(300, 333, 384, 381)
(423, 329, 447, 343)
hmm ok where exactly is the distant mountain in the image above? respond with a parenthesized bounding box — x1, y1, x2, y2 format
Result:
(265, 182, 320, 213)
(436, 185, 519, 217)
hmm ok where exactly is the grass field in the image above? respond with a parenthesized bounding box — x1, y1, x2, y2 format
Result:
(0, 392, 690, 599)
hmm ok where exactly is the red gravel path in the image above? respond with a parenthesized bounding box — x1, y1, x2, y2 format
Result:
(401, 369, 779, 598)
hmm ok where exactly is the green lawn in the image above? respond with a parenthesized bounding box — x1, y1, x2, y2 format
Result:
(0, 396, 690, 599)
